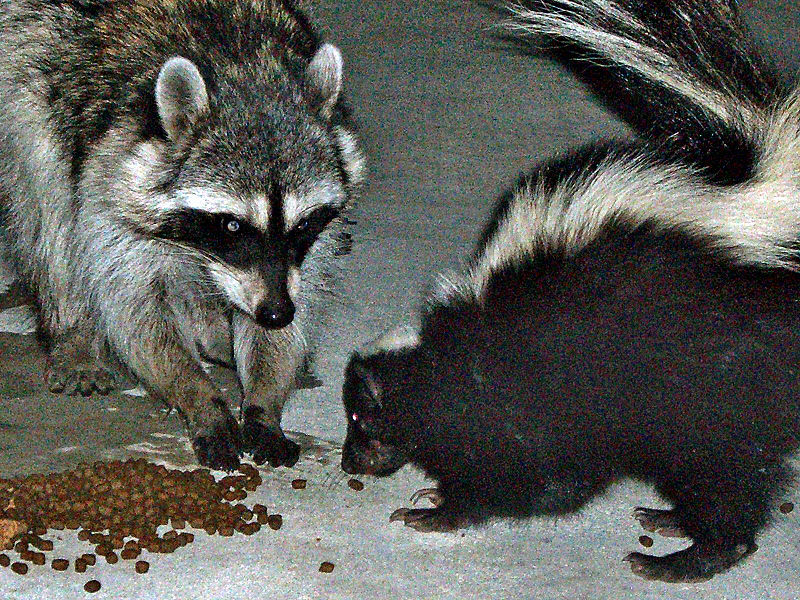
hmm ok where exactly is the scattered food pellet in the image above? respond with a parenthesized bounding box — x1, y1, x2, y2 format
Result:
(638, 535, 654, 548)
(11, 561, 28, 575)
(75, 558, 87, 573)
(347, 478, 364, 491)
(291, 479, 307, 490)
(267, 514, 283, 531)
(52, 558, 70, 571)
(81, 554, 96, 566)
(780, 502, 794, 514)
(135, 560, 150, 574)
(84, 579, 101, 593)
(0, 553, 10, 567)
(319, 561, 335, 573)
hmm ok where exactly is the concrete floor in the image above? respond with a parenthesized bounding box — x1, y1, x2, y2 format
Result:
(0, 0, 799, 598)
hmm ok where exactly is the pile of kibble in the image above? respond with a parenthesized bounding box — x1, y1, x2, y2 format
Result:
(0, 458, 295, 592)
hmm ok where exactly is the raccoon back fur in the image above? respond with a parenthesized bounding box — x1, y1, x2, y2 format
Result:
(0, 0, 364, 470)
(341, 0, 800, 583)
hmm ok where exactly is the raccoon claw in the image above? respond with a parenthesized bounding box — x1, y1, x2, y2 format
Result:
(46, 363, 115, 396)
(240, 416, 300, 468)
(633, 507, 688, 538)
(389, 507, 464, 532)
(192, 419, 241, 472)
(624, 542, 756, 583)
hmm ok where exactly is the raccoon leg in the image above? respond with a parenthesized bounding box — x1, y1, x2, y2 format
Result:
(116, 318, 240, 471)
(233, 313, 303, 468)
(43, 327, 115, 397)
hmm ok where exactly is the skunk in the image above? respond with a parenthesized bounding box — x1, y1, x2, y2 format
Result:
(340, 0, 800, 583)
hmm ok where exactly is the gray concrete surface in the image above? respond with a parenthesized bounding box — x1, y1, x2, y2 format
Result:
(0, 1, 799, 598)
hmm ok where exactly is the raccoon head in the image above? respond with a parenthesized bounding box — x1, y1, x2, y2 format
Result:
(136, 45, 363, 329)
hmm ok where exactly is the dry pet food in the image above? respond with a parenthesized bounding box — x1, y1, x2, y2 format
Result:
(347, 478, 364, 491)
(0, 459, 276, 583)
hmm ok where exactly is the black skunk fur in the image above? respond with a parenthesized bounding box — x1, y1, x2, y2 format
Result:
(341, 0, 800, 583)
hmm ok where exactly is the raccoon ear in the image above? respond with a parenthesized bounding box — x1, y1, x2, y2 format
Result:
(305, 43, 343, 120)
(155, 56, 209, 142)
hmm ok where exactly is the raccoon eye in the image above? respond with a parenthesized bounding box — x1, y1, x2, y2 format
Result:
(224, 219, 240, 233)
(351, 412, 359, 423)
(295, 218, 309, 232)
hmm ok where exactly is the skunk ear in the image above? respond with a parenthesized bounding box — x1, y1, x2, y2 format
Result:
(155, 56, 209, 142)
(305, 43, 343, 120)
(348, 356, 383, 412)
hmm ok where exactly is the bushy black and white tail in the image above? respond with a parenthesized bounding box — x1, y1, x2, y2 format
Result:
(501, 0, 788, 184)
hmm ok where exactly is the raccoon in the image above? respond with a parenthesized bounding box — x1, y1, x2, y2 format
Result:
(341, 0, 800, 583)
(0, 0, 365, 471)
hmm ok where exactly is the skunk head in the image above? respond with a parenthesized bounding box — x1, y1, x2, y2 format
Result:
(340, 352, 409, 476)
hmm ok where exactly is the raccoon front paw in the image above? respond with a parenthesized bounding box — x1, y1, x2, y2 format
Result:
(240, 414, 300, 468)
(192, 418, 241, 472)
(624, 541, 756, 583)
(46, 362, 115, 397)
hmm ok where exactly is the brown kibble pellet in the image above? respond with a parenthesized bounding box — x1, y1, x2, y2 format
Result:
(291, 479, 307, 490)
(84, 580, 101, 593)
(252, 504, 267, 514)
(121, 548, 140, 560)
(105, 551, 119, 564)
(75, 558, 87, 573)
(319, 561, 335, 573)
(135, 560, 150, 574)
(37, 539, 54, 552)
(638, 535, 654, 548)
(95, 542, 112, 556)
(31, 551, 45, 566)
(0, 553, 10, 567)
(218, 525, 234, 537)
(257, 512, 268, 525)
(267, 514, 283, 530)
(52, 558, 70, 571)
(780, 502, 794, 514)
(347, 478, 364, 491)
(11, 561, 28, 575)
(81, 554, 96, 566)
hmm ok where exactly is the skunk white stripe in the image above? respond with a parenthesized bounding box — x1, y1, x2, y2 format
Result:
(503, 1, 763, 130)
(439, 142, 800, 304)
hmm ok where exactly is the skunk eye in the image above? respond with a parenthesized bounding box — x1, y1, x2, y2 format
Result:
(295, 218, 309, 232)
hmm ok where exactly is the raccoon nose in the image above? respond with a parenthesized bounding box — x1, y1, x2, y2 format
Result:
(255, 301, 295, 329)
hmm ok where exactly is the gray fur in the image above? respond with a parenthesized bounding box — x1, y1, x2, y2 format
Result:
(0, 0, 364, 470)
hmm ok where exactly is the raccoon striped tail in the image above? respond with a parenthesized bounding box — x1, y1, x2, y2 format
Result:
(501, 0, 788, 184)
